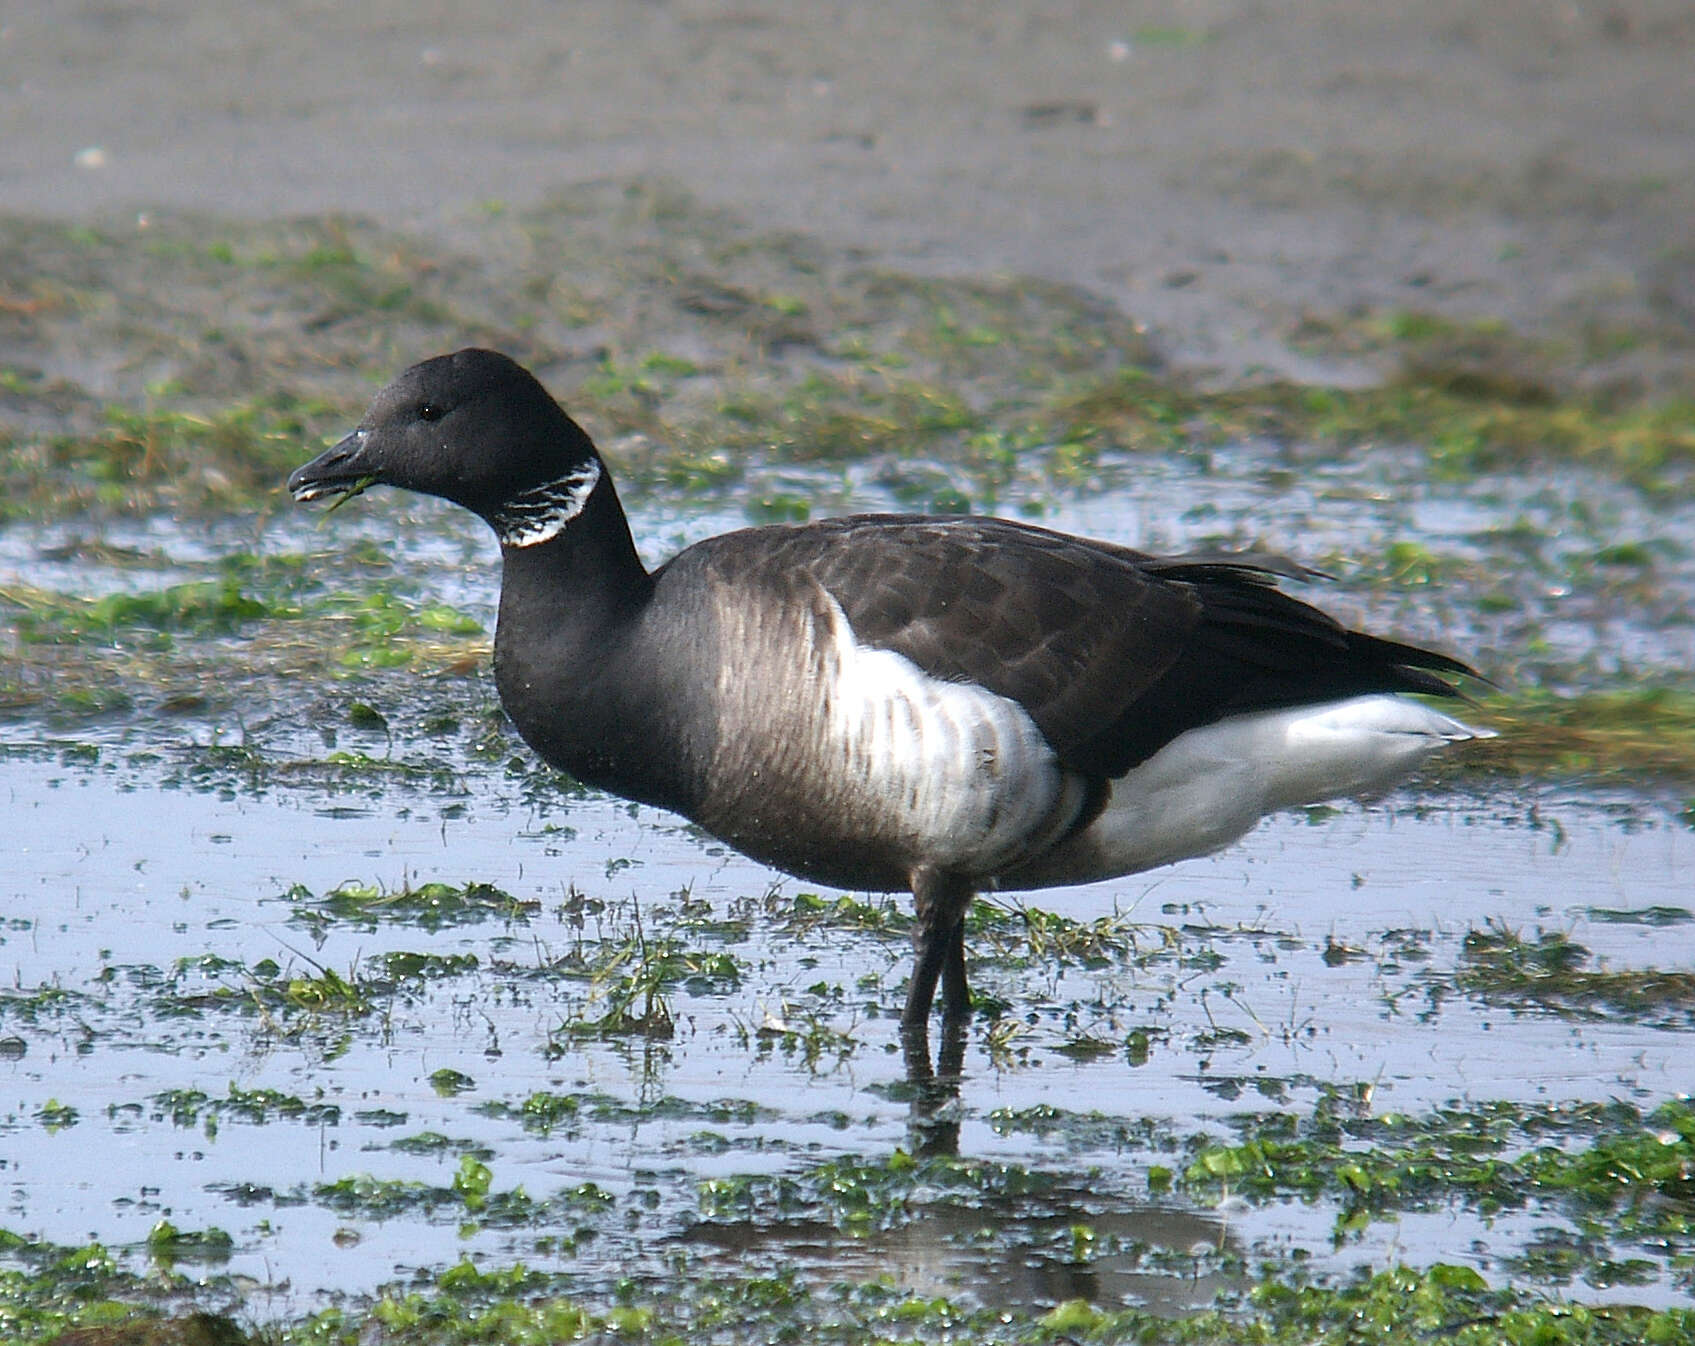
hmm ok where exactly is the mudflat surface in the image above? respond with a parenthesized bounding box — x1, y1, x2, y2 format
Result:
(6, 0, 1693, 384)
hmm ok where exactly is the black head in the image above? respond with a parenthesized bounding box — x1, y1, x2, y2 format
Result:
(289, 349, 604, 545)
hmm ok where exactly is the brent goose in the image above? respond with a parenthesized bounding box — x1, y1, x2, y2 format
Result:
(290, 349, 1486, 1033)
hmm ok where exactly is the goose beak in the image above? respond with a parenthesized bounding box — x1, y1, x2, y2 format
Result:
(289, 429, 380, 505)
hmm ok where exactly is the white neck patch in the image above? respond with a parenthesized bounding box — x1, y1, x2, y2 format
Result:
(490, 461, 602, 548)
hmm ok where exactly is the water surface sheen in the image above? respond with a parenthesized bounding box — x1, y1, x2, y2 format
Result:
(2, 476, 1692, 1314)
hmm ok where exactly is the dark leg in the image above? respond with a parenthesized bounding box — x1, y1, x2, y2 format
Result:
(939, 917, 971, 1023)
(903, 868, 975, 1030)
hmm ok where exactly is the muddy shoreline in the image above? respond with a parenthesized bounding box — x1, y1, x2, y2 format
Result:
(4, 0, 1692, 390)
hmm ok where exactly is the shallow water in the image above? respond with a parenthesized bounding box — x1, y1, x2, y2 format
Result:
(3, 745, 1691, 1312)
(3, 449, 1694, 1317)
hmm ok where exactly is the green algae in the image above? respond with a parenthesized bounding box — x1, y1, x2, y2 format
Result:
(1455, 925, 1695, 1024)
(543, 924, 744, 1041)
(151, 1085, 341, 1129)
(283, 879, 536, 932)
(143, 1221, 233, 1268)
(1042, 370, 1695, 488)
(10, 1232, 1691, 1346)
(476, 1089, 773, 1137)
(0, 567, 487, 723)
(1462, 689, 1695, 787)
(1182, 1099, 1695, 1250)
(0, 394, 342, 522)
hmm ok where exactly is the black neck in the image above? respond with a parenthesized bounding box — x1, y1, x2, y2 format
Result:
(490, 469, 704, 812)
(494, 468, 652, 635)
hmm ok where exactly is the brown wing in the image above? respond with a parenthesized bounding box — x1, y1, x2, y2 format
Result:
(693, 514, 1475, 780)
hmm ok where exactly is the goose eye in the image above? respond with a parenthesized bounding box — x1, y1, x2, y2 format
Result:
(418, 402, 444, 423)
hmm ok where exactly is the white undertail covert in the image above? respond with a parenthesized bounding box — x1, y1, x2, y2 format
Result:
(1004, 694, 1492, 888)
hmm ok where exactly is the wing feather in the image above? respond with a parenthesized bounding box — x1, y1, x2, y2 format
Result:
(695, 514, 1476, 780)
